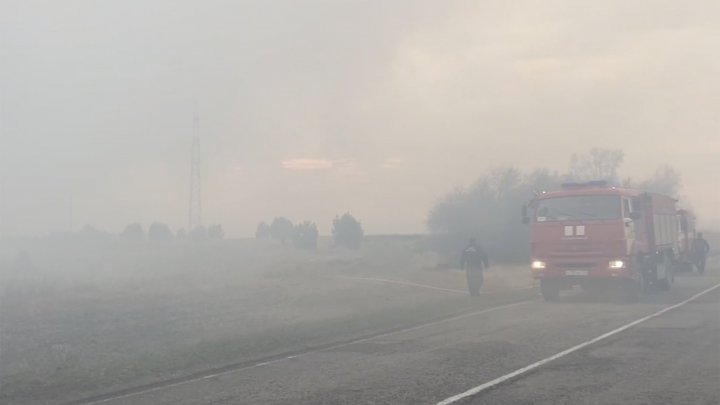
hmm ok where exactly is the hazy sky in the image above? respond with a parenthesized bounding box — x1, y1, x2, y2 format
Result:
(1, 0, 718, 237)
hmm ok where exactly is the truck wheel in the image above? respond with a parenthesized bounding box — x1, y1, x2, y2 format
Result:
(540, 280, 560, 301)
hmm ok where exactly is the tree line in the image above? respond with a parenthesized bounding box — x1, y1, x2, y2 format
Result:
(426, 148, 682, 263)
(255, 213, 364, 250)
(72, 223, 226, 242)
(64, 214, 365, 249)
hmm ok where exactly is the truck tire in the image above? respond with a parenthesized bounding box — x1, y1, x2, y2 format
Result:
(639, 263, 655, 293)
(540, 280, 560, 301)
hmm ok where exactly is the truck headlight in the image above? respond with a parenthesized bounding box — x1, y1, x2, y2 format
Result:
(609, 260, 626, 269)
(532, 260, 546, 269)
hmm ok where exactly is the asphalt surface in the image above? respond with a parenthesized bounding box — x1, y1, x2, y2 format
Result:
(82, 271, 720, 405)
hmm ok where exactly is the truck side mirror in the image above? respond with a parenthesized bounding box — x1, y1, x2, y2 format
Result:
(629, 211, 641, 221)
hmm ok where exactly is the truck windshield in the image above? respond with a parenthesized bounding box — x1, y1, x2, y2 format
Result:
(535, 195, 621, 222)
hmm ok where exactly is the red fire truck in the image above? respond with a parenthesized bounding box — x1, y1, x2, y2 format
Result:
(522, 181, 681, 301)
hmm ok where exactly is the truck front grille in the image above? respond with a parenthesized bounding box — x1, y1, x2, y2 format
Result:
(556, 262, 595, 269)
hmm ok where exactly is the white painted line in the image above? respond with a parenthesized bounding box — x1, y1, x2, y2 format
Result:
(435, 283, 720, 405)
(337, 275, 468, 294)
(314, 300, 532, 353)
(81, 300, 532, 404)
(254, 360, 280, 367)
(338, 275, 534, 295)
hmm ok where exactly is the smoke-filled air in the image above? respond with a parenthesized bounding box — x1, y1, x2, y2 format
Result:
(0, 2, 718, 405)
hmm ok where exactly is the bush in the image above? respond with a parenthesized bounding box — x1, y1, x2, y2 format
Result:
(255, 222, 271, 239)
(208, 224, 225, 240)
(332, 213, 364, 249)
(293, 221, 319, 250)
(427, 167, 558, 262)
(189, 226, 207, 242)
(270, 217, 294, 245)
(122, 223, 146, 242)
(148, 223, 173, 242)
(77, 225, 110, 241)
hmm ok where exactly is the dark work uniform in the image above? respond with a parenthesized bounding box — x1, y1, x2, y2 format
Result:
(461, 243, 489, 296)
(692, 237, 710, 274)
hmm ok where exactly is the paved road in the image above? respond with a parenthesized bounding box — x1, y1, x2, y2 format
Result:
(467, 284, 720, 405)
(85, 271, 720, 405)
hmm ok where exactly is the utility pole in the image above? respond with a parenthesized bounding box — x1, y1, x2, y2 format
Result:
(188, 111, 202, 230)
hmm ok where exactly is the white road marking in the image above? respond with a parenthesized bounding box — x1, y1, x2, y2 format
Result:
(435, 282, 720, 405)
(80, 300, 532, 405)
(338, 275, 534, 295)
(254, 359, 281, 367)
(337, 275, 468, 294)
(314, 300, 531, 353)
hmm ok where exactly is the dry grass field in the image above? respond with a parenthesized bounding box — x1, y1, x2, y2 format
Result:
(0, 236, 533, 405)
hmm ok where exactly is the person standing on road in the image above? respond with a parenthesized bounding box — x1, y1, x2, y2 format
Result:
(692, 233, 711, 274)
(461, 238, 489, 296)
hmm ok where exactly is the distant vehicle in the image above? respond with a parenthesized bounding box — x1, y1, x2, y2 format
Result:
(676, 209, 697, 272)
(522, 181, 684, 301)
